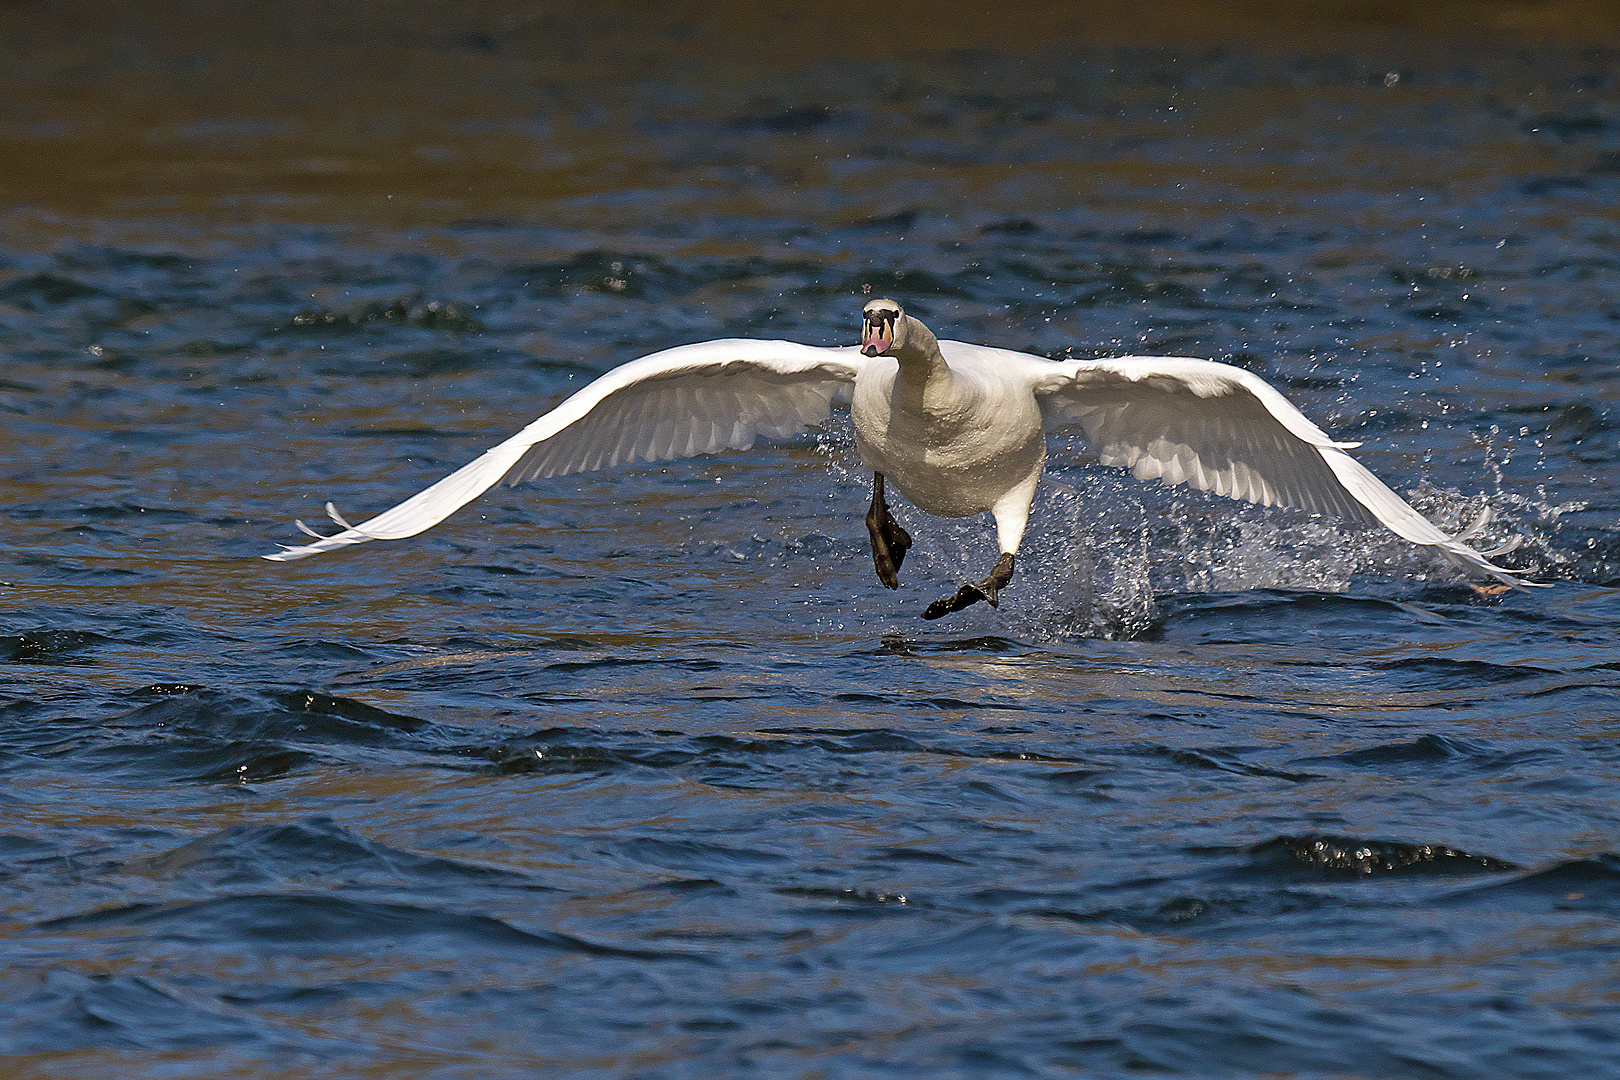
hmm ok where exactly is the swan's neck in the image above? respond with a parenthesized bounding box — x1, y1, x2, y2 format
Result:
(892, 318, 948, 386)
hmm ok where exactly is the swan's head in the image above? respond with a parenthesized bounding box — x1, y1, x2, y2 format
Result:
(861, 298, 906, 356)
(862, 298, 940, 362)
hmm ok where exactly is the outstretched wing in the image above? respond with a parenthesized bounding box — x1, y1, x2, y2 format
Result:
(1033, 355, 1534, 586)
(264, 339, 864, 561)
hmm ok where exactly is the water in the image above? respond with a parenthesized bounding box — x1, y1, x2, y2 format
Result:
(3, 4, 1620, 1077)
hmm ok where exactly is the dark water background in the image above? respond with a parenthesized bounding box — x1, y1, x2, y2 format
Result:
(3, 3, 1620, 1076)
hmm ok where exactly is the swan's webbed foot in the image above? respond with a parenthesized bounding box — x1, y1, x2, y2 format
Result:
(922, 552, 1016, 620)
(866, 473, 913, 590)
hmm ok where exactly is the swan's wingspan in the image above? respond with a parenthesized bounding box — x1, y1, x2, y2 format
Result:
(264, 339, 864, 561)
(1034, 356, 1535, 586)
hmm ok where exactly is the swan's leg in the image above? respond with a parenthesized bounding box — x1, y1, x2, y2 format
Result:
(865, 472, 913, 589)
(921, 478, 1037, 620)
(922, 552, 1015, 619)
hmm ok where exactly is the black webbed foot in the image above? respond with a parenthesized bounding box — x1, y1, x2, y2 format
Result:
(866, 473, 913, 590)
(922, 552, 1016, 620)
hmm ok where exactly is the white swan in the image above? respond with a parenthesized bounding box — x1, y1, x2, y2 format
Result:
(265, 299, 1532, 616)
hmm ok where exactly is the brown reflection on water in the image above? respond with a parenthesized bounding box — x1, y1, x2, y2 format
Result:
(2, 0, 1617, 231)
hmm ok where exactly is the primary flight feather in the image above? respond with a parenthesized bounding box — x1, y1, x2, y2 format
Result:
(265, 299, 1532, 616)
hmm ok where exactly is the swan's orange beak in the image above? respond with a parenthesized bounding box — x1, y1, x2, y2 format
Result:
(861, 316, 893, 356)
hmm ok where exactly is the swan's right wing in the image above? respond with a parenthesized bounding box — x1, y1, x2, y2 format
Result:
(264, 339, 864, 561)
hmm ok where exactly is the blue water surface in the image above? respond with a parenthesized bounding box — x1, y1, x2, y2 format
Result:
(2, 7, 1618, 1078)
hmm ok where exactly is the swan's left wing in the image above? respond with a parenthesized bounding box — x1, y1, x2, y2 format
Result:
(1033, 355, 1535, 587)
(264, 339, 863, 561)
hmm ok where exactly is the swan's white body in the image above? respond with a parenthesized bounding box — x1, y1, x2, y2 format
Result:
(263, 304, 1528, 594)
(852, 342, 1047, 542)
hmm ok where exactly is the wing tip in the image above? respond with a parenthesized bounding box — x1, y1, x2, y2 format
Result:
(1439, 508, 1548, 589)
(1438, 542, 1545, 590)
(261, 520, 379, 563)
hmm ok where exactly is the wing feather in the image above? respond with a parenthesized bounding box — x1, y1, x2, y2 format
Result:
(1035, 355, 1534, 586)
(264, 339, 863, 561)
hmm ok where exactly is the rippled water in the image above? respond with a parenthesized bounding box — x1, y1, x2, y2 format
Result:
(3, 5, 1620, 1077)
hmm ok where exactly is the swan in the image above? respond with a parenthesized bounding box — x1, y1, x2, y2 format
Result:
(264, 298, 1533, 615)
